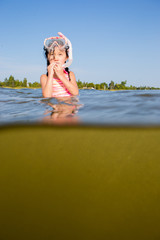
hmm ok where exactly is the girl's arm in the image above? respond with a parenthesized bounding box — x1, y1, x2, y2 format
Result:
(40, 74, 52, 98)
(54, 63, 79, 96)
(40, 62, 55, 98)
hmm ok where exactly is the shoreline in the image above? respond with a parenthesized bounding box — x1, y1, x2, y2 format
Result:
(1, 86, 160, 91)
(0, 86, 41, 89)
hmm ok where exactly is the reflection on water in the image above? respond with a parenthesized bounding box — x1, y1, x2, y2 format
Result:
(40, 96, 82, 125)
(0, 88, 83, 125)
(1, 88, 160, 126)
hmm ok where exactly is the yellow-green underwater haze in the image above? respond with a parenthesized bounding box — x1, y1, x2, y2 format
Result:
(1, 125, 160, 240)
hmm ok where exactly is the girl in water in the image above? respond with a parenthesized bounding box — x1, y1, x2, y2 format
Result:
(40, 32, 79, 98)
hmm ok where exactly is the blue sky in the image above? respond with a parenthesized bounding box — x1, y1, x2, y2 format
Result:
(0, 0, 159, 87)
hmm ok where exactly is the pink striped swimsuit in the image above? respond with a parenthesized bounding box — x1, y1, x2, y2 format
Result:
(52, 69, 72, 98)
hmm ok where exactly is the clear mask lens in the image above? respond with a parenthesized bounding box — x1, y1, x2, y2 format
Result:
(45, 38, 67, 52)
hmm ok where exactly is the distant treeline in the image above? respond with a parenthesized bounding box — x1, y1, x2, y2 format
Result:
(77, 80, 160, 90)
(0, 75, 159, 90)
(0, 75, 41, 88)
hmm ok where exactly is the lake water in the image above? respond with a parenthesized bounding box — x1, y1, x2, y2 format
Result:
(1, 87, 160, 126)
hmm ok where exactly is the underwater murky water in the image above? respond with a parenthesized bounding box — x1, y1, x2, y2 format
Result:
(1, 87, 160, 125)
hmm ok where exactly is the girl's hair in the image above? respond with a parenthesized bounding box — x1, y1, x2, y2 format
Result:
(43, 47, 71, 81)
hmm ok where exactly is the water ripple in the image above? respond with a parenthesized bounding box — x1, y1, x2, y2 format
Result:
(0, 88, 160, 125)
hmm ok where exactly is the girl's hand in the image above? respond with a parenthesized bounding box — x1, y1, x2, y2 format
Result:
(47, 62, 55, 77)
(53, 62, 64, 79)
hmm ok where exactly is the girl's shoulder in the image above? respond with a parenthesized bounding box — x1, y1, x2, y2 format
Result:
(40, 74, 47, 80)
(40, 74, 47, 82)
(68, 71, 77, 84)
(69, 71, 75, 79)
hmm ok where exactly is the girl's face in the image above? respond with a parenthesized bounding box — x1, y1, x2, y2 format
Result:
(48, 47, 68, 66)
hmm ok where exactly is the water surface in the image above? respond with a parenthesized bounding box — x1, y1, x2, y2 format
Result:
(1, 87, 160, 126)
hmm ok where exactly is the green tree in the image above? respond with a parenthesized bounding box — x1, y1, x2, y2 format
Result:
(95, 84, 100, 90)
(32, 82, 41, 88)
(8, 75, 15, 87)
(103, 82, 108, 89)
(87, 82, 95, 88)
(0, 81, 4, 87)
(83, 81, 87, 87)
(77, 79, 83, 88)
(109, 81, 115, 90)
(4, 77, 9, 86)
(19, 81, 23, 87)
(23, 78, 27, 87)
(100, 82, 108, 90)
(114, 83, 121, 90)
(15, 79, 20, 87)
(121, 80, 127, 87)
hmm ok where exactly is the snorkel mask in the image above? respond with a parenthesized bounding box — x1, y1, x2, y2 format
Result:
(44, 32, 73, 68)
